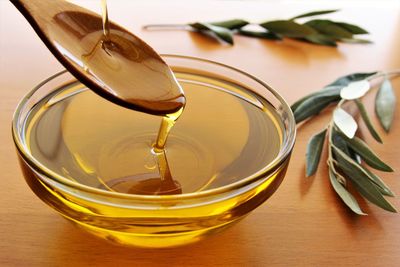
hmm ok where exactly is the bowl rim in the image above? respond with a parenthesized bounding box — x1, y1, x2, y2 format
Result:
(12, 54, 296, 201)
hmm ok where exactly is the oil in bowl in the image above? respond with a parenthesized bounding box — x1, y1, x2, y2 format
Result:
(13, 55, 295, 248)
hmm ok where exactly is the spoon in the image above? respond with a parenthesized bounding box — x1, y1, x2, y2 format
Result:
(10, 0, 185, 115)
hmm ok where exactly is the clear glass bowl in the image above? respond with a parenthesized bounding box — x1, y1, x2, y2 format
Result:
(12, 55, 296, 248)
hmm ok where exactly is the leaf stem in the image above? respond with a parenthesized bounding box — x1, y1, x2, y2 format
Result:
(327, 128, 347, 185)
(327, 121, 337, 171)
(327, 99, 348, 185)
(142, 24, 190, 30)
(336, 98, 346, 109)
(367, 69, 400, 81)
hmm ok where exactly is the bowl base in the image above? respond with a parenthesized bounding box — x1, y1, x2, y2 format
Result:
(67, 216, 243, 248)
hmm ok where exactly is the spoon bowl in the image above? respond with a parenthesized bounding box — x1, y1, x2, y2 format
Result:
(10, 0, 185, 115)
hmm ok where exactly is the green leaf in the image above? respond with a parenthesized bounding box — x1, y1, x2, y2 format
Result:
(332, 131, 351, 154)
(332, 146, 397, 212)
(293, 93, 339, 123)
(333, 108, 357, 139)
(291, 97, 310, 114)
(305, 19, 353, 39)
(343, 136, 393, 172)
(340, 38, 372, 44)
(189, 23, 234, 44)
(354, 100, 382, 143)
(375, 78, 396, 132)
(306, 129, 327, 176)
(290, 9, 339, 20)
(291, 96, 310, 113)
(210, 19, 249, 30)
(291, 86, 341, 116)
(326, 72, 377, 87)
(331, 139, 394, 197)
(363, 167, 395, 197)
(238, 30, 282, 40)
(302, 34, 337, 47)
(260, 20, 317, 38)
(328, 168, 366, 215)
(332, 128, 361, 163)
(334, 22, 369, 34)
(340, 80, 371, 100)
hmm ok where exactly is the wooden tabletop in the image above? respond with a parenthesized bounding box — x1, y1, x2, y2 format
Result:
(1, 1, 400, 266)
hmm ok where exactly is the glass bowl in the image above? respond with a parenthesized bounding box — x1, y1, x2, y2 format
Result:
(12, 55, 296, 248)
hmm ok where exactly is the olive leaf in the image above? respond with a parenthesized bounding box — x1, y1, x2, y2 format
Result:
(362, 167, 395, 197)
(299, 18, 370, 45)
(291, 85, 341, 112)
(332, 128, 361, 164)
(340, 80, 371, 100)
(306, 129, 327, 176)
(341, 135, 393, 172)
(260, 20, 317, 38)
(332, 146, 397, 212)
(303, 34, 337, 47)
(354, 100, 382, 143)
(189, 23, 234, 44)
(210, 19, 249, 30)
(339, 38, 372, 44)
(291, 86, 342, 122)
(238, 30, 282, 40)
(332, 131, 352, 155)
(334, 22, 368, 34)
(375, 78, 396, 132)
(305, 19, 353, 39)
(325, 72, 377, 87)
(290, 9, 339, 20)
(293, 93, 338, 123)
(333, 108, 358, 139)
(328, 168, 366, 215)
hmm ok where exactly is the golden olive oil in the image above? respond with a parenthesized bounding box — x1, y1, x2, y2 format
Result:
(18, 69, 290, 247)
(23, 71, 283, 195)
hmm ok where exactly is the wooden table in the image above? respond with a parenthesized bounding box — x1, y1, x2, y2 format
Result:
(1, 1, 400, 266)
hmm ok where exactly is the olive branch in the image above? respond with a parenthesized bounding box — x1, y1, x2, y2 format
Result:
(292, 71, 399, 214)
(143, 9, 370, 46)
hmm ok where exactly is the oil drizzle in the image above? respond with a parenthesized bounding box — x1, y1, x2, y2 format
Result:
(99, 0, 183, 194)
(100, 0, 110, 39)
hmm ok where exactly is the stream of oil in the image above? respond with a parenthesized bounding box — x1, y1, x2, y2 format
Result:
(93, 0, 184, 194)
